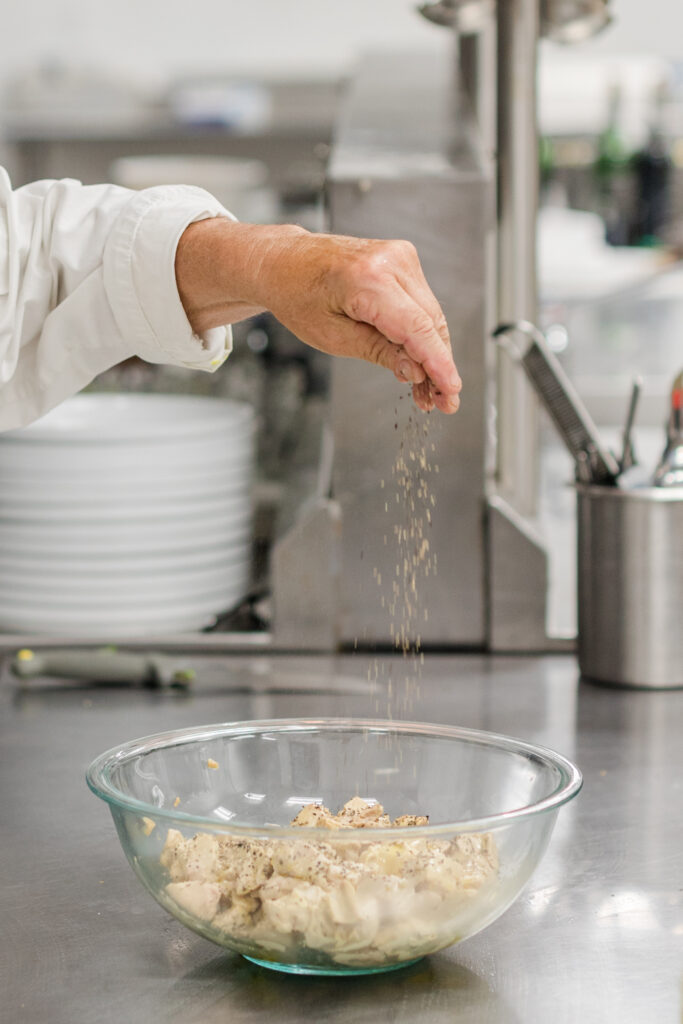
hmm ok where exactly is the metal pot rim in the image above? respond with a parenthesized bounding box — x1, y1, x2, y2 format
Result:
(575, 484, 683, 503)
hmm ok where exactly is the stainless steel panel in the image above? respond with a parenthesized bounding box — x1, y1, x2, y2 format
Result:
(487, 494, 550, 650)
(577, 485, 683, 687)
(327, 53, 494, 646)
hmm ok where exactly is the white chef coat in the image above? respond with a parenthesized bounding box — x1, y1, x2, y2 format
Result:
(0, 167, 234, 432)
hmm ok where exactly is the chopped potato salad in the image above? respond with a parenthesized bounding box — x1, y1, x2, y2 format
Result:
(161, 797, 498, 966)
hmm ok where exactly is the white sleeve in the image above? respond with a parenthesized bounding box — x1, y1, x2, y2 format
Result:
(0, 167, 234, 431)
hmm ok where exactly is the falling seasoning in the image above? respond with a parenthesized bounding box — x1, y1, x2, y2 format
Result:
(369, 409, 438, 717)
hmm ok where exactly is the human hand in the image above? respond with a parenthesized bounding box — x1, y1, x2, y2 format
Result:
(176, 221, 462, 414)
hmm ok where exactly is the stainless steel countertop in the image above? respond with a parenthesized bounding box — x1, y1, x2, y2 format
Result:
(1, 653, 681, 1023)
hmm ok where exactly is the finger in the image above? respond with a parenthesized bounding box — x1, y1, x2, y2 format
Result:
(393, 353, 426, 385)
(400, 283, 455, 398)
(334, 311, 459, 413)
(341, 321, 460, 413)
(394, 256, 452, 351)
(368, 272, 459, 411)
(413, 379, 435, 412)
(336, 319, 427, 384)
(350, 284, 462, 397)
(414, 379, 460, 415)
(433, 387, 460, 414)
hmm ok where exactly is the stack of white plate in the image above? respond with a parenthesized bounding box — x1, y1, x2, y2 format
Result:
(0, 394, 255, 636)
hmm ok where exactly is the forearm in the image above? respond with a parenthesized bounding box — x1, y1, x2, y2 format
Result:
(175, 218, 307, 333)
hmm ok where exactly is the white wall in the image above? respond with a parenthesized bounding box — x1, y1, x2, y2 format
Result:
(1, 1, 447, 89)
(574, 0, 683, 59)
(0, 0, 678, 95)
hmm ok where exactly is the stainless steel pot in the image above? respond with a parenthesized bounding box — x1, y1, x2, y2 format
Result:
(577, 484, 683, 688)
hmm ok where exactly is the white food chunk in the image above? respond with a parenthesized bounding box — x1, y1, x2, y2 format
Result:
(161, 830, 221, 883)
(213, 893, 260, 936)
(290, 803, 344, 829)
(166, 881, 222, 921)
(216, 837, 274, 895)
(393, 814, 429, 827)
(336, 797, 392, 828)
(261, 879, 326, 935)
(160, 799, 499, 966)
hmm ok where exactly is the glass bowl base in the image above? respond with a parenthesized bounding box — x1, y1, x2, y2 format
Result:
(242, 955, 424, 976)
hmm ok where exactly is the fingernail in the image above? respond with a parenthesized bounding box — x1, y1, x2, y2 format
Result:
(445, 394, 460, 413)
(450, 373, 463, 391)
(398, 359, 421, 384)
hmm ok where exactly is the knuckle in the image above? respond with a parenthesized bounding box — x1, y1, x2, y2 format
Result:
(434, 310, 450, 339)
(345, 288, 378, 322)
(343, 239, 418, 290)
(365, 334, 388, 366)
(375, 238, 416, 266)
(407, 310, 434, 340)
(395, 238, 418, 259)
(342, 258, 383, 295)
(362, 250, 391, 278)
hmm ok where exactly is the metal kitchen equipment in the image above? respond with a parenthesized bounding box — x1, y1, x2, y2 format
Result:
(419, 0, 612, 40)
(539, 0, 612, 43)
(490, 321, 683, 687)
(493, 321, 620, 485)
(619, 376, 642, 473)
(273, 0, 568, 652)
(653, 369, 683, 487)
(577, 484, 683, 688)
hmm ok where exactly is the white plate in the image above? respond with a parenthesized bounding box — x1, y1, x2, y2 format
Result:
(0, 490, 252, 524)
(0, 394, 255, 444)
(1, 564, 251, 609)
(0, 456, 253, 501)
(0, 544, 249, 577)
(0, 529, 252, 559)
(0, 581, 250, 636)
(0, 512, 252, 556)
(0, 560, 250, 603)
(0, 609, 220, 637)
(0, 434, 254, 474)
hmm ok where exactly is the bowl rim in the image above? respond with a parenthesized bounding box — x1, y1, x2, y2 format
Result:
(85, 717, 583, 838)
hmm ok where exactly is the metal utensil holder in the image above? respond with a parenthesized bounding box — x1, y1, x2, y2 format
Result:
(577, 484, 683, 688)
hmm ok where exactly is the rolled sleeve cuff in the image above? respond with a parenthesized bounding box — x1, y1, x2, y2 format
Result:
(102, 184, 235, 372)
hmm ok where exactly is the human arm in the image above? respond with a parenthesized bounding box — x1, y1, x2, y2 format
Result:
(175, 219, 461, 414)
(0, 168, 460, 432)
(0, 169, 232, 430)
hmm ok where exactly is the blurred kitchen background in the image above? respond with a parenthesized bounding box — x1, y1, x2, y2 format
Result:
(1, 0, 682, 645)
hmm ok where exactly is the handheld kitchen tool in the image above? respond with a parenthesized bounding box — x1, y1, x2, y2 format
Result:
(10, 647, 196, 689)
(493, 320, 620, 485)
(653, 369, 683, 488)
(8, 647, 374, 695)
(619, 376, 642, 473)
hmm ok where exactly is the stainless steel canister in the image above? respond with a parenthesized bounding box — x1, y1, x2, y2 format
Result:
(577, 485, 683, 688)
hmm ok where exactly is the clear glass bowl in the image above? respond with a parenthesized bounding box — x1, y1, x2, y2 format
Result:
(86, 718, 582, 976)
